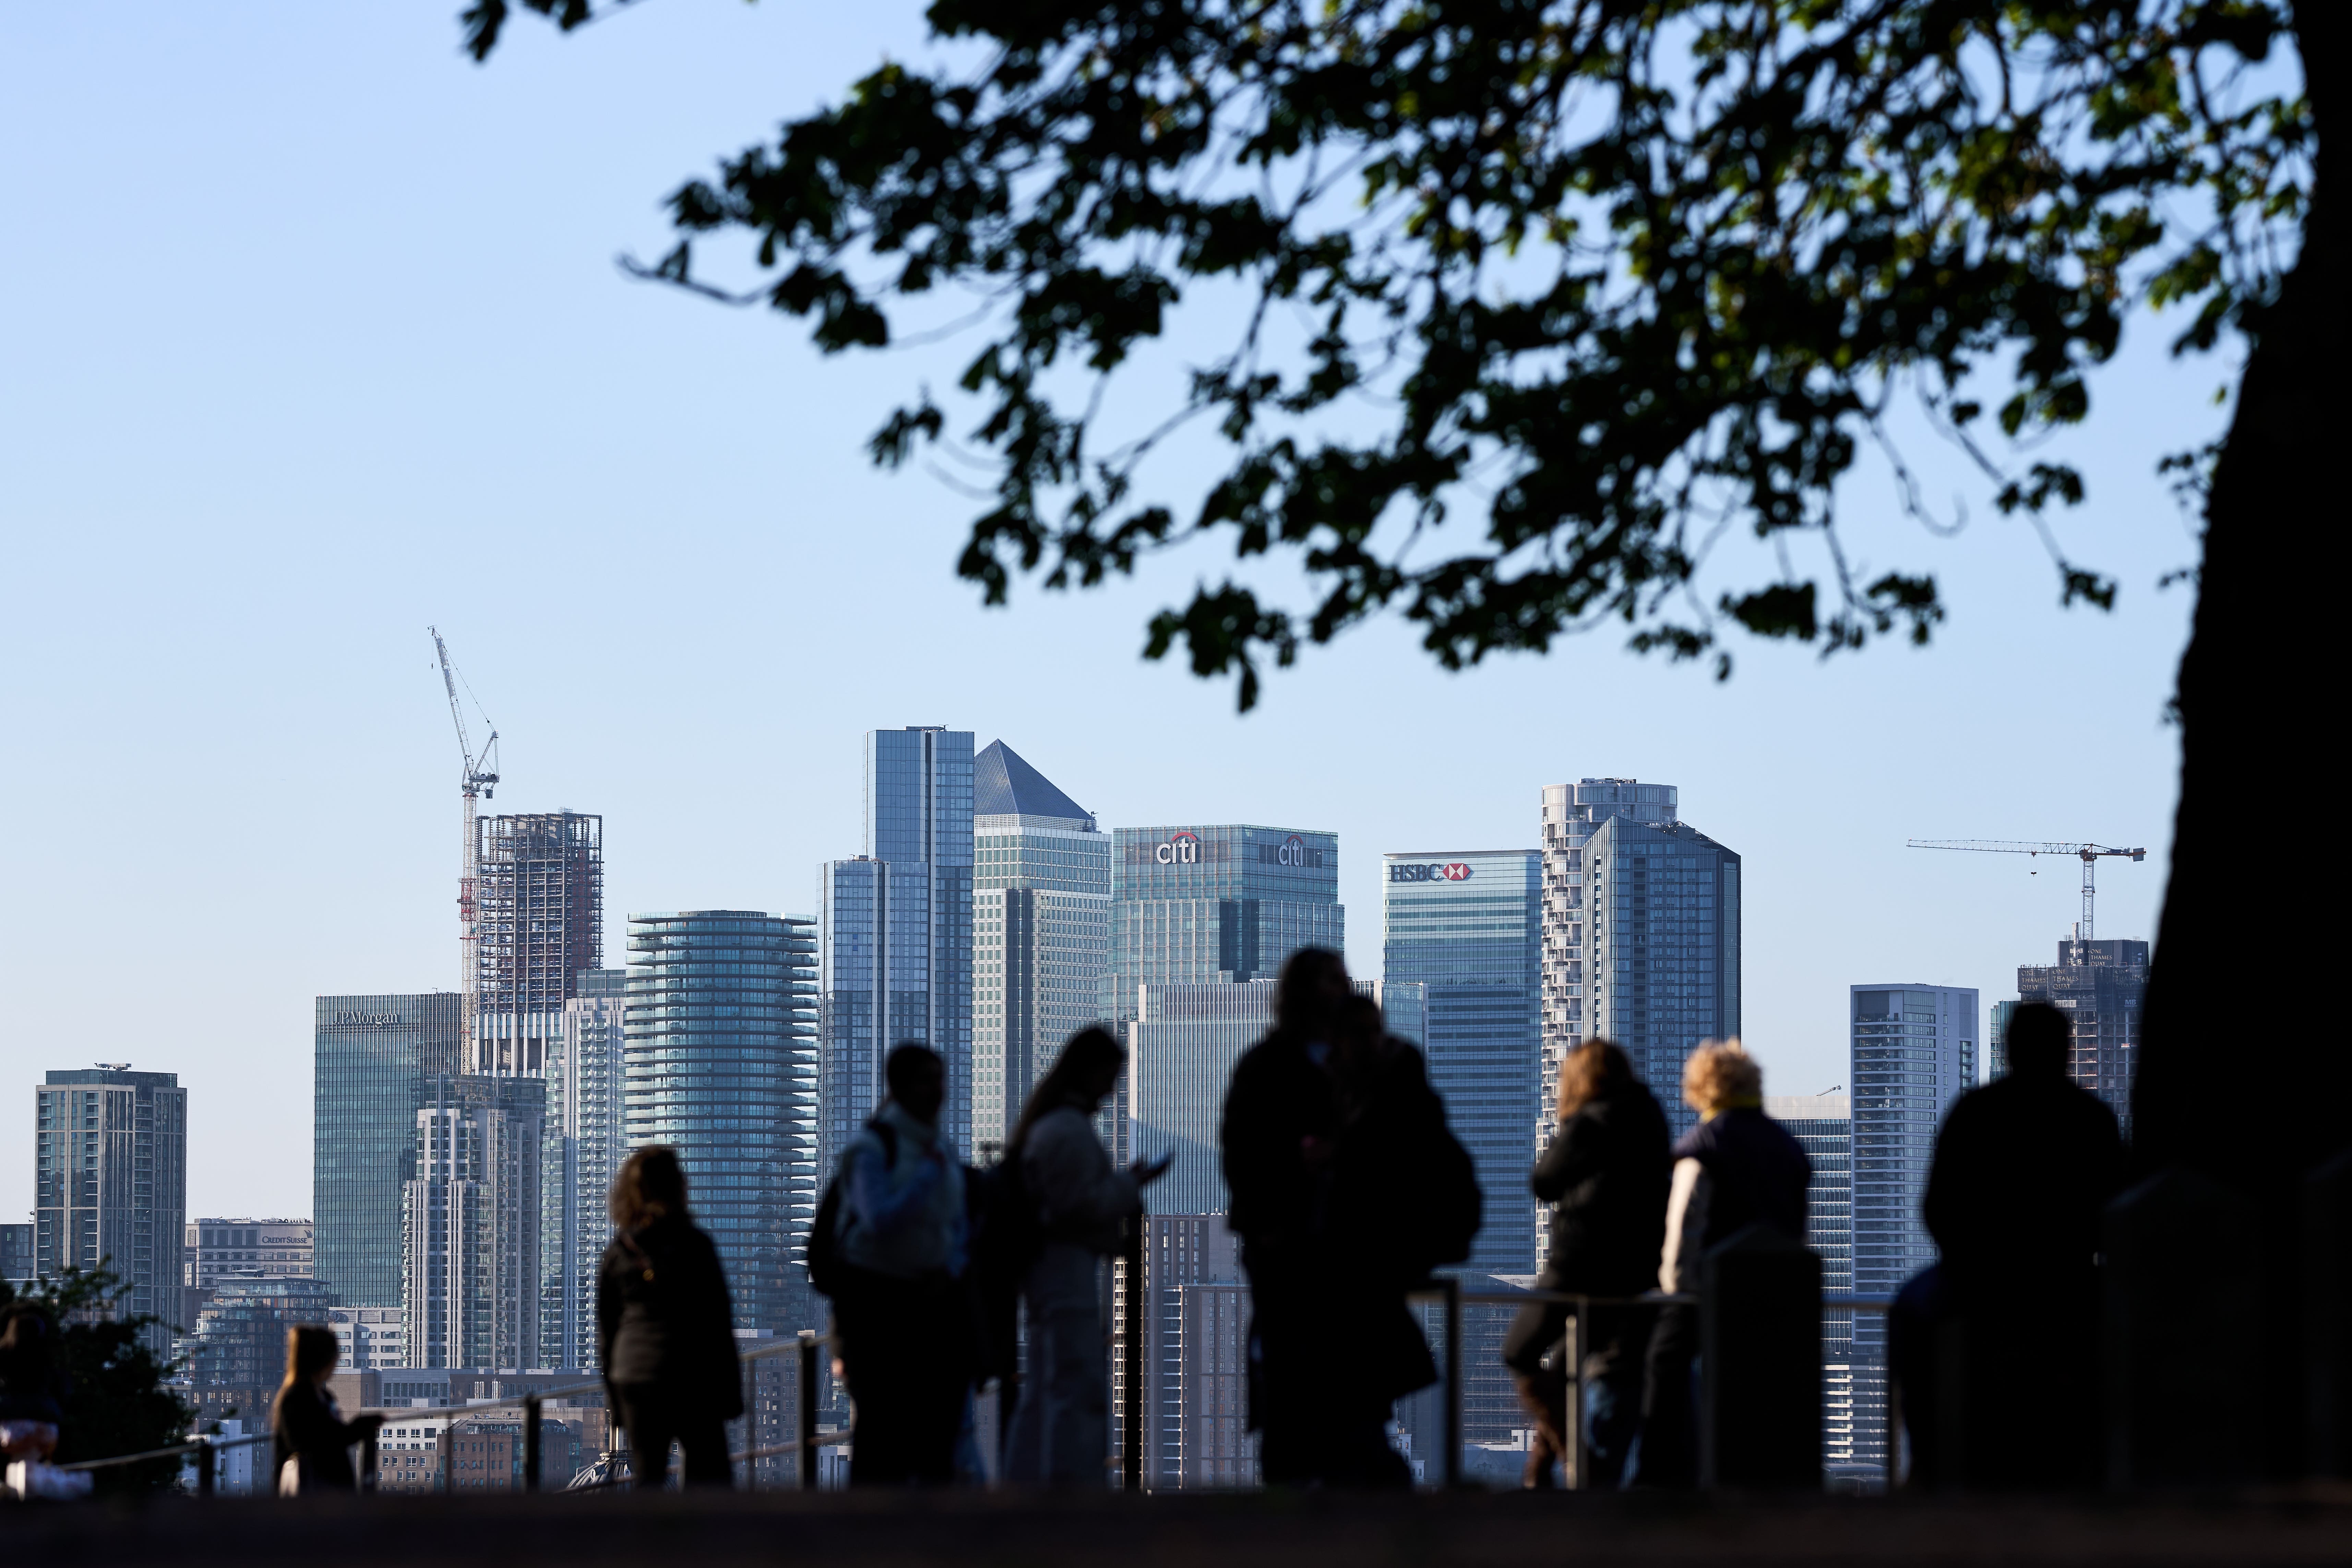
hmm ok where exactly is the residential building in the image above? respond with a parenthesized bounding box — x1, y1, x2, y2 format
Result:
(624, 912, 818, 1336)
(471, 810, 605, 1074)
(402, 1075, 545, 1370)
(1126, 981, 1278, 1216)
(1381, 848, 1543, 1275)
(314, 992, 465, 1308)
(1126, 1213, 1252, 1489)
(184, 1276, 341, 1427)
(1767, 1092, 1871, 1483)
(369, 1413, 451, 1493)
(1108, 825, 1342, 1015)
(1989, 999, 2019, 1076)
(1849, 983, 1977, 1433)
(822, 727, 974, 1168)
(2016, 937, 2147, 1130)
(1, 1222, 33, 1286)
(971, 740, 1111, 1153)
(328, 1304, 406, 1372)
(33, 1065, 187, 1353)
(544, 967, 627, 1371)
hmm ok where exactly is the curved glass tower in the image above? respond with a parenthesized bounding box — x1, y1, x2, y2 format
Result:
(623, 911, 818, 1333)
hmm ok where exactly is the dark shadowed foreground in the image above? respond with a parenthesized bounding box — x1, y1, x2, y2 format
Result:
(11, 1489, 2352, 1567)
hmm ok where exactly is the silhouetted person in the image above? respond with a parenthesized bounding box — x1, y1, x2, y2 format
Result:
(271, 1323, 383, 1494)
(829, 1042, 971, 1485)
(1637, 1041, 1809, 1486)
(1504, 1038, 1671, 1488)
(599, 1146, 742, 1489)
(0, 1305, 70, 1468)
(1001, 1028, 1170, 1486)
(1890, 1001, 2124, 1487)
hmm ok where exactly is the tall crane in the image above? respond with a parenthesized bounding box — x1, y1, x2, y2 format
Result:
(1906, 840, 2147, 942)
(430, 629, 499, 1053)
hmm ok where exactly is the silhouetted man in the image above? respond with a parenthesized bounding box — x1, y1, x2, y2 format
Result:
(1891, 1001, 2124, 1487)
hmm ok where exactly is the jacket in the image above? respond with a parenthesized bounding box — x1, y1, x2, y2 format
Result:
(1020, 1103, 1141, 1255)
(596, 1212, 745, 1417)
(1660, 1106, 1811, 1293)
(1923, 1069, 2123, 1293)
(1533, 1078, 1673, 1295)
(271, 1380, 368, 1493)
(1220, 1029, 1341, 1256)
(836, 1101, 969, 1281)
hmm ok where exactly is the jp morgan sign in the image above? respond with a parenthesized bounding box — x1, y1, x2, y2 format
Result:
(1389, 862, 1475, 883)
(1155, 831, 1202, 865)
(334, 1012, 406, 1028)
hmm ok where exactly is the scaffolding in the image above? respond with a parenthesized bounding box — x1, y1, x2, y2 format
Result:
(472, 812, 604, 1075)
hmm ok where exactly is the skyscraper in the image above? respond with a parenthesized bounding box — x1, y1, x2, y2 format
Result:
(543, 968, 626, 1370)
(1381, 848, 1543, 1274)
(34, 1066, 187, 1352)
(821, 728, 974, 1164)
(2015, 937, 2146, 1131)
(314, 993, 464, 1308)
(1766, 1091, 1870, 1482)
(1108, 824, 1342, 1012)
(1575, 809, 1742, 1138)
(472, 810, 604, 1075)
(625, 912, 819, 1335)
(402, 1074, 544, 1370)
(1126, 981, 1279, 1215)
(971, 740, 1111, 1151)
(1848, 981, 1977, 1460)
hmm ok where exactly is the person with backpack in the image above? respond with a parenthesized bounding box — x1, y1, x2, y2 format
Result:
(598, 1146, 743, 1488)
(820, 1042, 972, 1486)
(1000, 1028, 1171, 1487)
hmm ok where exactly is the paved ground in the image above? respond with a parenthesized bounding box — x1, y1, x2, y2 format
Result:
(8, 1487, 2352, 1567)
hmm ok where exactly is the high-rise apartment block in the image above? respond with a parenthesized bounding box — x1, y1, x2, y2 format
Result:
(402, 1074, 545, 1370)
(1127, 1213, 1253, 1489)
(471, 811, 604, 1074)
(624, 912, 818, 1336)
(34, 1066, 187, 1351)
(1, 1224, 33, 1287)
(971, 741, 1110, 1152)
(822, 728, 974, 1165)
(543, 968, 627, 1370)
(1381, 849, 1543, 1274)
(314, 993, 465, 1308)
(2015, 937, 2146, 1130)
(1767, 1092, 1872, 1483)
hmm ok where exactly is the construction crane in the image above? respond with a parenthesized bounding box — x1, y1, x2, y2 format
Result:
(1906, 840, 2147, 942)
(429, 629, 499, 1049)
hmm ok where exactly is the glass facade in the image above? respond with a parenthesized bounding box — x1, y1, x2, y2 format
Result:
(1380, 848, 1543, 1274)
(972, 740, 1110, 1152)
(543, 968, 626, 1370)
(34, 1066, 187, 1354)
(1108, 824, 1342, 1017)
(402, 1073, 544, 1370)
(1127, 981, 1280, 1215)
(625, 912, 817, 1336)
(314, 992, 463, 1310)
(1767, 1093, 1868, 1482)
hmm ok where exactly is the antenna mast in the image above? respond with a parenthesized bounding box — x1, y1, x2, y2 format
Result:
(430, 629, 500, 1063)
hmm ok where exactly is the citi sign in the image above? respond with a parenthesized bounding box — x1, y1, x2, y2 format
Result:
(1156, 831, 1202, 864)
(1273, 834, 1311, 867)
(1390, 862, 1475, 883)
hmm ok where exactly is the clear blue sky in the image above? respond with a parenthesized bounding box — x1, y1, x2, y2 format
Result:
(0, 4, 2217, 1221)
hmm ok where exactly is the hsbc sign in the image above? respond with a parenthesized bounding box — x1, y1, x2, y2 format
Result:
(1389, 862, 1475, 883)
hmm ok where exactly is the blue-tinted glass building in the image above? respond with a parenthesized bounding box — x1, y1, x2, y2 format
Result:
(822, 728, 974, 1161)
(624, 911, 818, 1334)
(314, 993, 464, 1308)
(1108, 824, 1342, 1016)
(1380, 849, 1542, 1274)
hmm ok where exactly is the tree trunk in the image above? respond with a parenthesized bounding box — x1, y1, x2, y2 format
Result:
(2135, 1, 2344, 1480)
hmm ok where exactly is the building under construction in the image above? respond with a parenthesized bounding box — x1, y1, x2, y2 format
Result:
(473, 811, 604, 1075)
(2014, 936, 2147, 1134)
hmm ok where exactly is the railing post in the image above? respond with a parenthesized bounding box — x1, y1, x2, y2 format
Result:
(1122, 1217, 1144, 1491)
(360, 1426, 379, 1493)
(524, 1393, 542, 1493)
(1441, 1276, 1462, 1490)
(1567, 1296, 1589, 1491)
(797, 1330, 819, 1491)
(196, 1435, 215, 1498)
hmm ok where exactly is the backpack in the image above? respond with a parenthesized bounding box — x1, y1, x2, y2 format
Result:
(807, 1119, 896, 1299)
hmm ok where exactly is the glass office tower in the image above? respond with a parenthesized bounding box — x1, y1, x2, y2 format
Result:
(625, 912, 818, 1335)
(971, 740, 1110, 1152)
(1381, 849, 1543, 1274)
(314, 993, 464, 1308)
(1108, 824, 1342, 1016)
(822, 728, 974, 1163)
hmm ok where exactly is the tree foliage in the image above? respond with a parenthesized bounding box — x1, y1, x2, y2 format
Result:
(3, 1267, 192, 1493)
(465, 0, 2309, 706)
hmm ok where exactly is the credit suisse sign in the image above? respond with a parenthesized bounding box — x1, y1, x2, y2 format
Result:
(1389, 861, 1475, 883)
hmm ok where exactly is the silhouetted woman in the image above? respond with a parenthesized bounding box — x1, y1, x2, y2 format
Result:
(1002, 1028, 1169, 1485)
(272, 1323, 383, 1494)
(599, 1146, 742, 1488)
(1502, 1039, 1670, 1488)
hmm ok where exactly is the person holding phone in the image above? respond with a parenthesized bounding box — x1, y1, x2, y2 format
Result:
(1001, 1027, 1170, 1486)
(271, 1325, 384, 1494)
